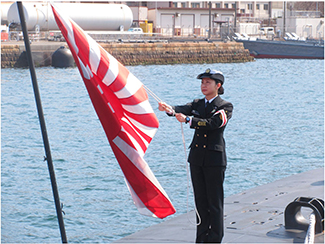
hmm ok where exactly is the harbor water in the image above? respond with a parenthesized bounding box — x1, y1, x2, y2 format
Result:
(1, 59, 324, 243)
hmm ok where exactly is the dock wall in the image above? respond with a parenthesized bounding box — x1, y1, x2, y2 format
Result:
(1, 41, 253, 68)
(1, 44, 22, 68)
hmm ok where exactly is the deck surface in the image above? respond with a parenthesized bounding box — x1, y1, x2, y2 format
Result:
(115, 168, 324, 243)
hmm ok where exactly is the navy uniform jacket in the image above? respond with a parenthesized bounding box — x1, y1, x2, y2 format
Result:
(171, 96, 233, 167)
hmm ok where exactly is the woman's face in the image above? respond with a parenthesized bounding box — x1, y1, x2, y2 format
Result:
(201, 78, 220, 98)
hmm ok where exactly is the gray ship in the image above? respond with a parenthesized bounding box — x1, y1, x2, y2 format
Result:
(236, 39, 324, 59)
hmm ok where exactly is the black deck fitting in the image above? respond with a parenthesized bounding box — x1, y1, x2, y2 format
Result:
(284, 197, 324, 234)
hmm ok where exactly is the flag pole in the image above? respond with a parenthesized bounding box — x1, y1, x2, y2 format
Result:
(16, 2, 68, 243)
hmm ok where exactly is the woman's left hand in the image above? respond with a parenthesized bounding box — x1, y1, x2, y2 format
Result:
(175, 113, 186, 123)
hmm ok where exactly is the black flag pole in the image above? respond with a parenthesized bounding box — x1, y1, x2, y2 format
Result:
(16, 2, 68, 243)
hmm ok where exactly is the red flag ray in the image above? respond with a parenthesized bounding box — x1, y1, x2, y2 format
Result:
(51, 4, 175, 218)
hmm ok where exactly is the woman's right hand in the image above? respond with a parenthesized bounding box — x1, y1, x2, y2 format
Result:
(158, 102, 170, 112)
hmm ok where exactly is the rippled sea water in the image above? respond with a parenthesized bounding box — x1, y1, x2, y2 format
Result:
(1, 59, 324, 243)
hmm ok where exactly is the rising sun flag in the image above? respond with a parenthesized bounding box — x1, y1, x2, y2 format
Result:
(51, 4, 176, 219)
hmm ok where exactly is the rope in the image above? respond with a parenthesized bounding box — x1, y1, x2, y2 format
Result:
(143, 83, 201, 226)
(304, 213, 316, 244)
(143, 84, 162, 103)
(181, 122, 202, 226)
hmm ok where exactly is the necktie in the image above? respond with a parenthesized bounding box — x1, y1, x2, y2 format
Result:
(205, 101, 210, 115)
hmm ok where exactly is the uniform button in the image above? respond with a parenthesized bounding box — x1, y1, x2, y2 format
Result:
(197, 134, 199, 136)
(203, 145, 206, 148)
(204, 134, 207, 137)
(196, 144, 198, 147)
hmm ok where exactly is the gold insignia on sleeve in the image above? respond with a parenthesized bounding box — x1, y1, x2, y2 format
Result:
(198, 121, 207, 126)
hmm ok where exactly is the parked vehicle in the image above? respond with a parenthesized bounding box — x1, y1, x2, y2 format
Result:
(259, 27, 275, 36)
(127, 28, 143, 33)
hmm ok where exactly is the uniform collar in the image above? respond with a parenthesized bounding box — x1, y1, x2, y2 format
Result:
(205, 95, 218, 104)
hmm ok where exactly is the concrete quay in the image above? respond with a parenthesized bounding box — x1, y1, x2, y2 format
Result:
(1, 41, 67, 68)
(115, 168, 324, 243)
(1, 40, 253, 68)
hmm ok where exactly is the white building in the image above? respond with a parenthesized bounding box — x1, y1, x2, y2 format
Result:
(147, 6, 235, 37)
(131, 1, 324, 39)
(277, 14, 324, 39)
(129, 2, 280, 37)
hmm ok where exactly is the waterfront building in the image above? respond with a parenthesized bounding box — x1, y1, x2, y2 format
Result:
(1, 1, 324, 40)
(127, 1, 324, 39)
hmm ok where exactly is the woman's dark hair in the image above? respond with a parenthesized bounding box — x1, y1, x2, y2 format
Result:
(212, 79, 224, 95)
(218, 85, 224, 95)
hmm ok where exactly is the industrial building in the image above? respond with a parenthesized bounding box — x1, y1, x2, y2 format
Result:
(1, 1, 324, 41)
(127, 1, 324, 39)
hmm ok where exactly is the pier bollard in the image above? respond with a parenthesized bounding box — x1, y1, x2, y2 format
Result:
(284, 197, 324, 234)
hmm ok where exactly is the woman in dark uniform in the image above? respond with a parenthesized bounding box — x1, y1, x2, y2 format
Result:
(159, 68, 233, 243)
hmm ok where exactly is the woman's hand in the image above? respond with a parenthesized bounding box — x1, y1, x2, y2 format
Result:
(158, 102, 186, 122)
(158, 102, 174, 113)
(175, 113, 186, 123)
